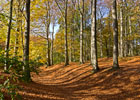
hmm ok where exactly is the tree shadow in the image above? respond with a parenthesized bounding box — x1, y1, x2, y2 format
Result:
(2, 57, 140, 100)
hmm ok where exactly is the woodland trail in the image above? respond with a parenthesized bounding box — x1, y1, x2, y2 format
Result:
(2, 56, 140, 100)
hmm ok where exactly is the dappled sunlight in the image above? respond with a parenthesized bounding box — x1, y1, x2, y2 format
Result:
(1, 56, 140, 99)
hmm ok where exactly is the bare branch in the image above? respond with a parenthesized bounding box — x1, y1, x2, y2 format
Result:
(54, 0, 65, 18)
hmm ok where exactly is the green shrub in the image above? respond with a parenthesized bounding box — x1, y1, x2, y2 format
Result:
(0, 75, 22, 100)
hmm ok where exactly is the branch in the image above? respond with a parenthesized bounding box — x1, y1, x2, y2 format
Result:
(77, 0, 83, 15)
(54, 0, 65, 18)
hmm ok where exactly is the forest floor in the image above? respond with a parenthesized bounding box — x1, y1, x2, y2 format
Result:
(1, 56, 140, 100)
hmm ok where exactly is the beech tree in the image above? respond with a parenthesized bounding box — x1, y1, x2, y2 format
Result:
(78, 0, 84, 64)
(112, 0, 119, 68)
(24, 0, 31, 82)
(5, 0, 14, 71)
(55, 0, 69, 66)
(120, 0, 124, 57)
(51, 19, 55, 65)
(91, 0, 99, 71)
(46, 1, 51, 66)
(124, 0, 129, 57)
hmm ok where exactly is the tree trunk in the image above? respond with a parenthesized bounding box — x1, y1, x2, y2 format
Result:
(46, 1, 51, 66)
(120, 0, 124, 57)
(46, 23, 51, 66)
(108, 10, 112, 57)
(124, 0, 128, 57)
(14, 0, 21, 56)
(69, 30, 72, 62)
(51, 22, 55, 65)
(105, 39, 109, 57)
(91, 0, 99, 71)
(24, 0, 31, 82)
(112, 0, 119, 68)
(4, 0, 14, 71)
(21, 20, 25, 70)
(129, 16, 134, 56)
(14, 28, 19, 56)
(64, 0, 69, 66)
(79, 0, 84, 64)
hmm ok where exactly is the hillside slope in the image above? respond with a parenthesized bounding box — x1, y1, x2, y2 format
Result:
(1, 56, 140, 100)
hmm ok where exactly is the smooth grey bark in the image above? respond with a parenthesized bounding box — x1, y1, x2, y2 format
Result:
(98, 10, 103, 58)
(71, 0, 76, 62)
(79, 0, 84, 64)
(24, 0, 31, 82)
(5, 0, 14, 71)
(51, 21, 55, 65)
(91, 0, 99, 71)
(120, 0, 124, 57)
(112, 0, 119, 68)
(129, 16, 134, 56)
(124, 0, 128, 57)
(80, 14, 84, 64)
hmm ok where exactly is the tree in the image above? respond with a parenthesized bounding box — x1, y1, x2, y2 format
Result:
(14, 0, 21, 56)
(91, 0, 99, 71)
(124, 0, 129, 57)
(78, 0, 84, 64)
(24, 0, 31, 82)
(112, 0, 119, 68)
(46, 1, 51, 66)
(119, 0, 124, 57)
(128, 16, 134, 56)
(51, 18, 55, 65)
(4, 0, 14, 71)
(55, 0, 69, 66)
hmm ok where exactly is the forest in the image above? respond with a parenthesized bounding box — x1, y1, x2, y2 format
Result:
(0, 0, 140, 100)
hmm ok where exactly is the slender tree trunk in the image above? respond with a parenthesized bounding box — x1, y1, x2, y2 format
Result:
(4, 0, 14, 71)
(69, 31, 72, 62)
(46, 23, 51, 66)
(105, 39, 109, 57)
(79, 0, 84, 64)
(120, 0, 124, 57)
(64, 0, 69, 66)
(14, 28, 19, 56)
(51, 22, 55, 65)
(124, 0, 128, 57)
(24, 0, 31, 82)
(108, 10, 112, 57)
(14, 0, 21, 56)
(112, 0, 119, 68)
(72, 30, 75, 62)
(91, 0, 99, 71)
(79, 15, 84, 64)
(21, 20, 25, 70)
(129, 16, 134, 56)
(46, 2, 51, 66)
(99, 26, 103, 58)
(71, 1, 76, 62)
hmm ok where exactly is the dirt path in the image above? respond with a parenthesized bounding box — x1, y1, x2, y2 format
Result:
(2, 56, 140, 100)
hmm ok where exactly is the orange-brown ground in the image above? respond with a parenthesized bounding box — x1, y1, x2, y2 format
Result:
(1, 56, 140, 100)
